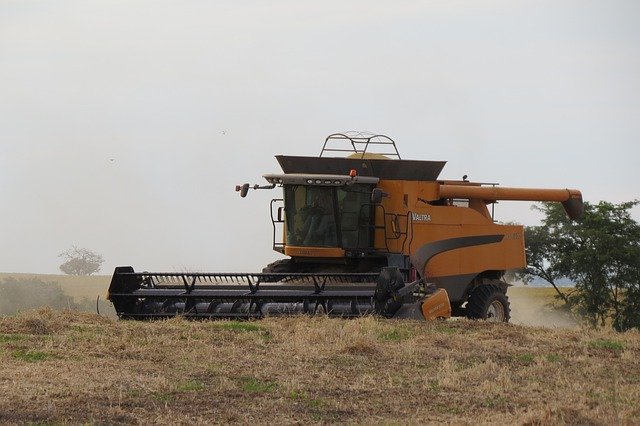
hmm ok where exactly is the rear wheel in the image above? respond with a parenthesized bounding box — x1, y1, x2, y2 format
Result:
(466, 284, 510, 322)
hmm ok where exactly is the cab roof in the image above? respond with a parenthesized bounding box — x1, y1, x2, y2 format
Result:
(276, 155, 446, 181)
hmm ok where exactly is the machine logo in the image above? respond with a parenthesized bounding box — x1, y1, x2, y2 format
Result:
(412, 212, 432, 222)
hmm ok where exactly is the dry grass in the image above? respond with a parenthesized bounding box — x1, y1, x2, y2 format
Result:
(0, 309, 638, 425)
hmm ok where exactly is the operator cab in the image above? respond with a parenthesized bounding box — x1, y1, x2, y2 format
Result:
(263, 174, 378, 251)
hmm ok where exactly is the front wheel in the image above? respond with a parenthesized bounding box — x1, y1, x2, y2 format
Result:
(466, 284, 510, 322)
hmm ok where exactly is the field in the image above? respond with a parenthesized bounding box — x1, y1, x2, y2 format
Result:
(0, 274, 638, 424)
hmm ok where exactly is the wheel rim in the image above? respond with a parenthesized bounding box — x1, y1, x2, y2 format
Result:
(486, 300, 505, 322)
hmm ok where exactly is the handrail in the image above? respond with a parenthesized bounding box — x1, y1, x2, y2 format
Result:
(320, 132, 401, 159)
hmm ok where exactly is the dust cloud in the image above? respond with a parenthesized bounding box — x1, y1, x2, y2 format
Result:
(508, 286, 579, 329)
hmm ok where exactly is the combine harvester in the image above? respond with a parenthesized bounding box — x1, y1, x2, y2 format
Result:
(108, 133, 582, 322)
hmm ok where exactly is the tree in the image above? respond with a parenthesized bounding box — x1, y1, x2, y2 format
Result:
(518, 210, 575, 305)
(520, 201, 640, 331)
(59, 246, 105, 276)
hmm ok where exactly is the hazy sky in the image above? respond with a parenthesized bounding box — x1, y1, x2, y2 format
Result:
(1, 1, 639, 274)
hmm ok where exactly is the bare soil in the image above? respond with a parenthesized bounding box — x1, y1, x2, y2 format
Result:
(0, 308, 638, 425)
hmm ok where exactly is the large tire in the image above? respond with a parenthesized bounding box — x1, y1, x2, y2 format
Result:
(466, 284, 510, 322)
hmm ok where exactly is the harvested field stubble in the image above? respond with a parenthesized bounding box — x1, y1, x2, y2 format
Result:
(0, 308, 638, 424)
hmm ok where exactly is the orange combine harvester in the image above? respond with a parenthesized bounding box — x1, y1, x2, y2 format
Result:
(109, 133, 582, 322)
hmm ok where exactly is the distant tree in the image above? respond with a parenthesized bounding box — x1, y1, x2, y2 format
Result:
(58, 246, 105, 276)
(520, 201, 640, 331)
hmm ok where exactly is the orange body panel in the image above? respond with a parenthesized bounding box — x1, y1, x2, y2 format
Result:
(374, 180, 528, 280)
(420, 288, 452, 320)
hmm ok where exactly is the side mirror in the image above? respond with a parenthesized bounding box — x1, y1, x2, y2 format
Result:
(277, 206, 285, 222)
(235, 183, 250, 198)
(371, 188, 388, 204)
(236, 182, 277, 197)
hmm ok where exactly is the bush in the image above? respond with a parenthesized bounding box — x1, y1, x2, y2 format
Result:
(0, 277, 79, 315)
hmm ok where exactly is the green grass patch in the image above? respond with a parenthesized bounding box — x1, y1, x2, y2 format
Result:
(515, 353, 535, 365)
(378, 326, 412, 342)
(220, 321, 264, 333)
(546, 354, 563, 363)
(307, 397, 323, 408)
(0, 334, 26, 344)
(238, 376, 278, 393)
(588, 339, 625, 351)
(176, 379, 204, 392)
(433, 325, 457, 335)
(125, 389, 142, 398)
(12, 349, 52, 363)
(152, 392, 173, 402)
(221, 321, 261, 332)
(289, 390, 323, 408)
(289, 390, 307, 400)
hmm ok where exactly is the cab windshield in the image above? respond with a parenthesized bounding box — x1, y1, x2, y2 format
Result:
(284, 184, 373, 249)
